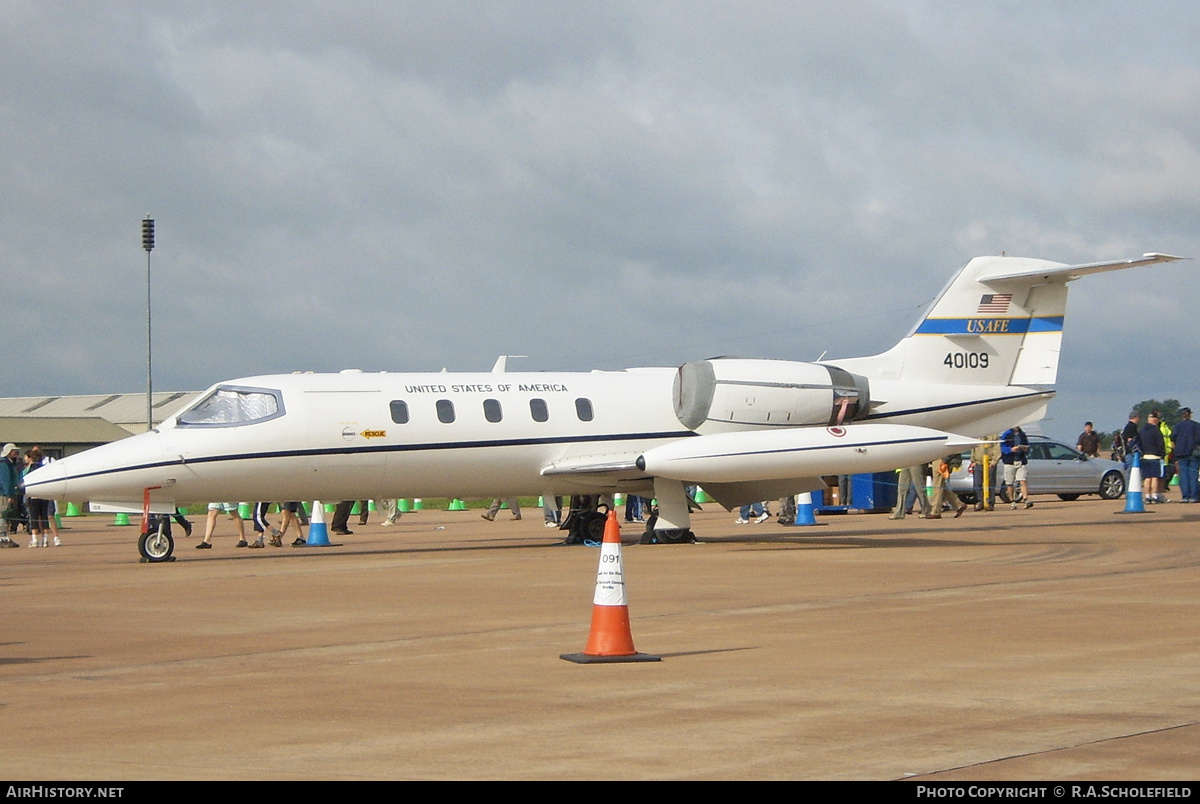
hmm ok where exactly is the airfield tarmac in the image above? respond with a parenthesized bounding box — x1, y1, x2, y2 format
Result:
(2, 497, 1198, 781)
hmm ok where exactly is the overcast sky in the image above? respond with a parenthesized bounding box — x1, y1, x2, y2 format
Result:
(3, 1, 1197, 444)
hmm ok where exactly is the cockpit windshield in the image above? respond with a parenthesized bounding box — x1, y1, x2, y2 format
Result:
(177, 386, 284, 427)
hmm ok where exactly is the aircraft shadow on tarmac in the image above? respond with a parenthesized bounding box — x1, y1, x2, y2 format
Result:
(171, 535, 573, 562)
(695, 521, 1098, 551)
(0, 646, 91, 666)
(163, 507, 1154, 560)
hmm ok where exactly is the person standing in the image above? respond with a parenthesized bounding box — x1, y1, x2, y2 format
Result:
(248, 502, 283, 548)
(379, 499, 403, 527)
(277, 502, 307, 545)
(330, 500, 355, 535)
(1139, 412, 1167, 503)
(1001, 425, 1033, 509)
(1158, 413, 1176, 493)
(889, 464, 930, 520)
(481, 498, 521, 521)
(1122, 411, 1143, 472)
(1109, 430, 1126, 463)
(1076, 422, 1101, 458)
(735, 501, 768, 524)
(196, 503, 248, 549)
(23, 448, 52, 547)
(928, 454, 968, 519)
(543, 495, 563, 528)
(623, 494, 643, 523)
(0, 444, 22, 547)
(1172, 407, 1200, 504)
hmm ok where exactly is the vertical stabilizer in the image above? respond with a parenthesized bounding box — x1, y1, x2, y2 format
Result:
(829, 253, 1183, 387)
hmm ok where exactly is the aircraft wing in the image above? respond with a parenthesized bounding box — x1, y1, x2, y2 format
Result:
(697, 477, 828, 509)
(540, 423, 979, 507)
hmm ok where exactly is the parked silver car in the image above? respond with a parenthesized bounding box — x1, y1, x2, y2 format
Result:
(949, 437, 1127, 502)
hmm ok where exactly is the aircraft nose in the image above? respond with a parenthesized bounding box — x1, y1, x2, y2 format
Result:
(23, 459, 67, 501)
(22, 431, 174, 505)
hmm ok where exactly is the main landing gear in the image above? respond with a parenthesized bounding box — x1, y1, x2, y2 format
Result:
(560, 496, 609, 544)
(558, 481, 701, 545)
(638, 478, 697, 545)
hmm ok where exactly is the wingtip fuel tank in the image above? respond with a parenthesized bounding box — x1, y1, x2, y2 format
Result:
(636, 424, 978, 484)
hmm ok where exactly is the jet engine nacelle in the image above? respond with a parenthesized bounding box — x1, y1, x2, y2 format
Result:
(673, 358, 871, 432)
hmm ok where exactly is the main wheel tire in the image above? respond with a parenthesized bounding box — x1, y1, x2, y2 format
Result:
(640, 514, 695, 544)
(581, 511, 606, 541)
(652, 528, 695, 544)
(1099, 470, 1126, 500)
(138, 530, 174, 562)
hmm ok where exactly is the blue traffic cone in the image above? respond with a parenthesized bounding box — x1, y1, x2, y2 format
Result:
(1121, 455, 1146, 514)
(792, 492, 817, 526)
(305, 499, 332, 545)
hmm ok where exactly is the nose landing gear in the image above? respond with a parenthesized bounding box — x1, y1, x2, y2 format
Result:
(137, 485, 176, 562)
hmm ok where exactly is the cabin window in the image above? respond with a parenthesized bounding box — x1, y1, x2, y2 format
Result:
(575, 398, 594, 422)
(389, 400, 409, 424)
(177, 386, 284, 427)
(530, 398, 549, 422)
(436, 399, 455, 424)
(483, 398, 503, 423)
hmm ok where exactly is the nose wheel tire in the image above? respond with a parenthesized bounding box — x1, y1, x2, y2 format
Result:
(138, 530, 175, 562)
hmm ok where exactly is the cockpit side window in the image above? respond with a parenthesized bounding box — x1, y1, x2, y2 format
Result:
(177, 386, 284, 427)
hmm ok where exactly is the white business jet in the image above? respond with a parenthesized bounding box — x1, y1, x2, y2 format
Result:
(25, 252, 1183, 559)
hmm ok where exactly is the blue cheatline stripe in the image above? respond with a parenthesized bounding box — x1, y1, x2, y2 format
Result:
(914, 316, 1064, 335)
(24, 429, 698, 489)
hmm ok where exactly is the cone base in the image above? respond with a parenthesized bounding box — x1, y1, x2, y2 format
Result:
(304, 523, 333, 547)
(1119, 492, 1149, 514)
(559, 652, 661, 664)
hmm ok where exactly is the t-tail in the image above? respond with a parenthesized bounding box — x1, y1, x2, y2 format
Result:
(827, 252, 1185, 434)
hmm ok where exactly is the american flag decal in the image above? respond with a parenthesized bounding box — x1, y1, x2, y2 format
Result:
(977, 293, 1012, 314)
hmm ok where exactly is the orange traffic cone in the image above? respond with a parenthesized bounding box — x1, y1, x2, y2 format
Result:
(561, 509, 660, 664)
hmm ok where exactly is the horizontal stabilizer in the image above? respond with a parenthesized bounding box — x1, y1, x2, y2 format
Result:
(979, 253, 1186, 284)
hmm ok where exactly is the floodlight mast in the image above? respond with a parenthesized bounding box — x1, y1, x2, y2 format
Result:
(142, 215, 154, 433)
